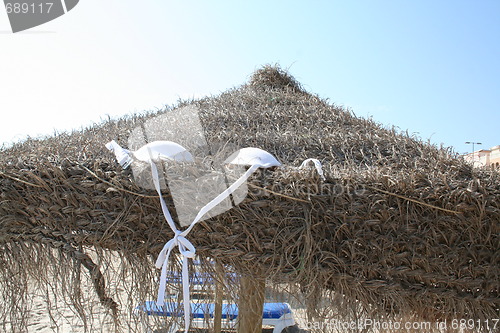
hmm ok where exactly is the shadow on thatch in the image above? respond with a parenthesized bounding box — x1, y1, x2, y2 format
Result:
(0, 65, 498, 332)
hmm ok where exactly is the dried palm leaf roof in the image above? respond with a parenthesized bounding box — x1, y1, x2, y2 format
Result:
(0, 65, 498, 332)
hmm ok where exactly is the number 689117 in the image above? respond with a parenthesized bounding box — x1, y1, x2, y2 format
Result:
(5, 2, 53, 14)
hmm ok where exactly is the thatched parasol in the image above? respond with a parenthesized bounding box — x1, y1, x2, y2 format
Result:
(0, 65, 498, 332)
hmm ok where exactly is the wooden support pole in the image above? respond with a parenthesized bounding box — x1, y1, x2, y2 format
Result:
(237, 276, 265, 333)
(214, 262, 224, 333)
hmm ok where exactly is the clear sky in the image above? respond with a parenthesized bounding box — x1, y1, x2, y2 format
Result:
(1, 0, 498, 154)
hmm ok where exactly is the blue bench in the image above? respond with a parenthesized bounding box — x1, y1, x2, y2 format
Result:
(136, 301, 296, 332)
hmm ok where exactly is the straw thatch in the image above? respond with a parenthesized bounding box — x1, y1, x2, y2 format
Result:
(0, 65, 499, 332)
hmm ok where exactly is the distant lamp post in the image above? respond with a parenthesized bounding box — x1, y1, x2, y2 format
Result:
(465, 141, 482, 161)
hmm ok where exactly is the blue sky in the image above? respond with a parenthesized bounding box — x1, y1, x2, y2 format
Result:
(1, 0, 498, 154)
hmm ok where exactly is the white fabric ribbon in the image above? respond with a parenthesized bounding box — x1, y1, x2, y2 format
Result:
(148, 160, 196, 333)
(154, 230, 195, 332)
(299, 158, 325, 180)
(106, 141, 325, 333)
(105, 140, 132, 168)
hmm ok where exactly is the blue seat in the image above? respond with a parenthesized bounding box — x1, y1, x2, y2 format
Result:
(137, 301, 292, 320)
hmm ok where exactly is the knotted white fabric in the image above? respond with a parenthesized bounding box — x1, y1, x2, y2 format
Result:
(106, 141, 281, 333)
(134, 141, 194, 163)
(106, 141, 325, 333)
(105, 140, 132, 168)
(150, 160, 197, 333)
(299, 158, 325, 180)
(225, 147, 281, 167)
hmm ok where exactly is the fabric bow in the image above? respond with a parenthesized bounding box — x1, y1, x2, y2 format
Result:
(106, 141, 325, 333)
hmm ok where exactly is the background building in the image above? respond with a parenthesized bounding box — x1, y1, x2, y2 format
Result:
(464, 145, 500, 169)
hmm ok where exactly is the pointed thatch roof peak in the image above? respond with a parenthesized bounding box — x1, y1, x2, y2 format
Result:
(248, 64, 304, 92)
